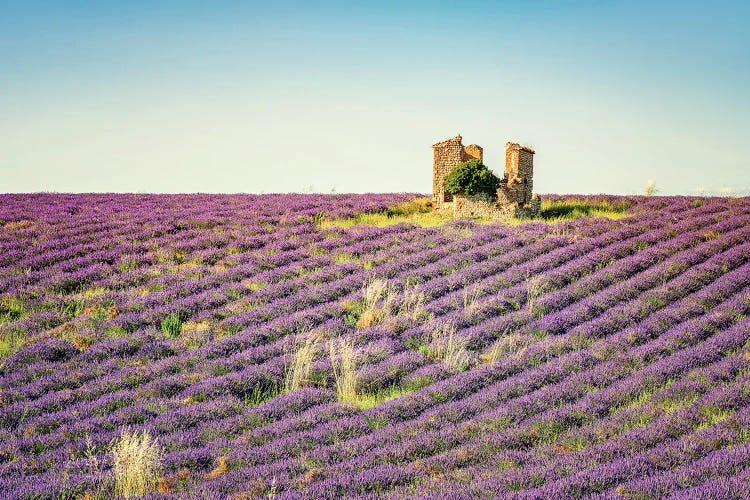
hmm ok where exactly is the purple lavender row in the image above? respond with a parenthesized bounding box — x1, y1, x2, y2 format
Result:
(290, 258, 750, 480)
(0, 225, 434, 396)
(0, 222, 636, 480)
(2, 225, 500, 404)
(1, 192, 418, 289)
(2, 204, 744, 496)
(0, 195, 692, 364)
(203, 274, 750, 496)
(204, 225, 514, 331)
(511, 374, 750, 498)
(455, 218, 750, 354)
(384, 232, 750, 399)
(404, 307, 750, 488)
(5, 221, 508, 424)
(25, 276, 748, 498)
(356, 213, 717, 386)
(100, 221, 466, 333)
(318, 278, 750, 476)
(444, 342, 750, 495)
(601, 436, 750, 498)
(388, 212, 750, 396)
(373, 355, 750, 499)
(413, 206, 731, 336)
(280, 269, 747, 474)
(13, 218, 748, 472)
(292, 314, 750, 498)
(0, 195, 748, 496)
(4, 215, 748, 458)
(667, 465, 750, 500)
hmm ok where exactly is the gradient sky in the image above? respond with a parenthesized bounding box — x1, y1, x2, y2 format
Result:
(1, 1, 748, 195)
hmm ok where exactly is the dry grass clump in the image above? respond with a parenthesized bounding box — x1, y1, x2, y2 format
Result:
(112, 429, 163, 498)
(399, 283, 426, 320)
(206, 456, 230, 479)
(284, 331, 324, 392)
(526, 275, 547, 315)
(330, 338, 359, 403)
(356, 278, 395, 328)
(425, 323, 471, 372)
(352, 278, 427, 331)
(462, 287, 481, 311)
(179, 319, 213, 349)
(481, 332, 535, 364)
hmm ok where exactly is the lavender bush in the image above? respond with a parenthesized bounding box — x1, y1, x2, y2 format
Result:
(0, 193, 748, 498)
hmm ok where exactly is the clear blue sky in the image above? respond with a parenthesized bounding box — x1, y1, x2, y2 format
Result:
(1, 1, 748, 195)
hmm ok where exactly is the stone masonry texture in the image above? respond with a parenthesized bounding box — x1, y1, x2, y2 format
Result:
(432, 136, 537, 219)
(432, 135, 483, 207)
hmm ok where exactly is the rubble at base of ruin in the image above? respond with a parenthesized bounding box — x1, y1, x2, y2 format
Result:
(432, 135, 540, 220)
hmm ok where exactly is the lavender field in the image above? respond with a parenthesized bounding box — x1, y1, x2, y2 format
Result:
(1, 193, 750, 499)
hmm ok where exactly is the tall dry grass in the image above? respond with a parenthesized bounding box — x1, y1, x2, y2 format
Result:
(399, 283, 426, 320)
(526, 275, 547, 314)
(481, 332, 535, 364)
(329, 338, 358, 403)
(426, 322, 471, 372)
(284, 331, 323, 392)
(462, 286, 481, 311)
(356, 278, 395, 328)
(112, 429, 163, 498)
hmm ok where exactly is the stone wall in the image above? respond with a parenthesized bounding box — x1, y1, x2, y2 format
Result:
(497, 183, 525, 205)
(517, 148, 534, 204)
(503, 142, 534, 205)
(461, 144, 483, 163)
(453, 194, 516, 219)
(432, 136, 463, 207)
(432, 135, 483, 209)
(515, 193, 542, 219)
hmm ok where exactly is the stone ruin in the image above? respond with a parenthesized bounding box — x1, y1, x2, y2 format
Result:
(432, 135, 540, 219)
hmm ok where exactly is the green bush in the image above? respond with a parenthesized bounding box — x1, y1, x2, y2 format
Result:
(444, 159, 500, 198)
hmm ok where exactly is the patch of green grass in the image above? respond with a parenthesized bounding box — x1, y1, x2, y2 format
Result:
(332, 252, 356, 264)
(318, 197, 471, 228)
(556, 435, 588, 452)
(103, 325, 128, 338)
(402, 375, 434, 392)
(320, 210, 458, 229)
(63, 298, 85, 319)
(242, 383, 281, 406)
(0, 338, 17, 359)
(0, 294, 27, 324)
(0, 324, 28, 359)
(116, 257, 139, 273)
(225, 287, 245, 301)
(529, 418, 567, 444)
(52, 279, 84, 295)
(609, 379, 675, 416)
(349, 385, 411, 410)
(655, 392, 701, 415)
(160, 312, 183, 338)
(0, 340, 11, 358)
(364, 414, 389, 429)
(319, 196, 632, 229)
(242, 280, 266, 292)
(537, 198, 632, 221)
(700, 405, 734, 427)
